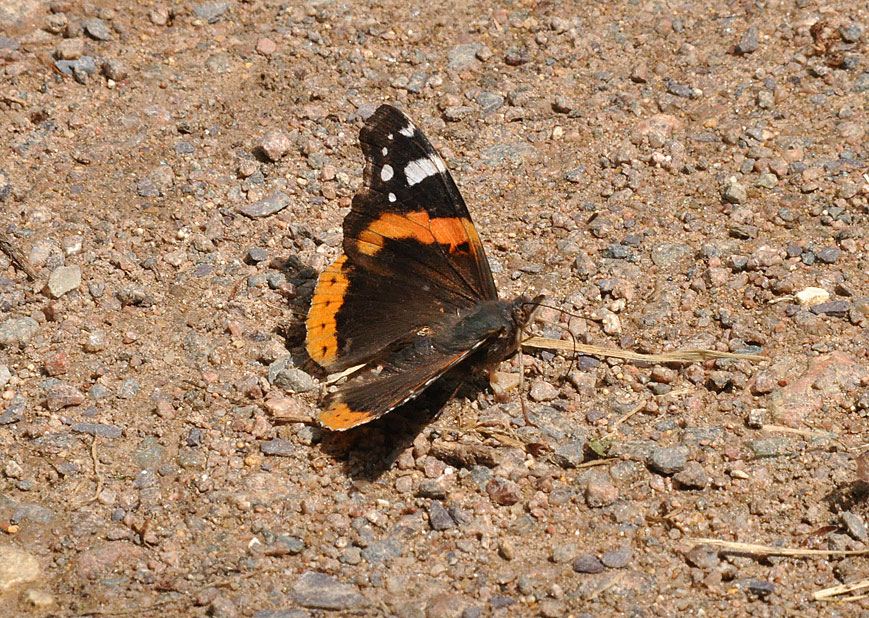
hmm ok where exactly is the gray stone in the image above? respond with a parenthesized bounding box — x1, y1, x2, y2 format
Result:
(572, 554, 604, 573)
(427, 501, 455, 530)
(272, 368, 315, 393)
(746, 437, 792, 458)
(600, 546, 633, 568)
(193, 2, 232, 23)
(0, 317, 38, 348)
(840, 511, 868, 542)
(84, 17, 112, 41)
(240, 191, 291, 218)
(650, 243, 692, 268)
(261, 439, 295, 457)
(648, 446, 688, 475)
(54, 56, 98, 77)
(552, 439, 586, 468)
(447, 44, 481, 71)
(71, 423, 122, 439)
(736, 27, 759, 54)
(723, 181, 747, 204)
(116, 378, 139, 399)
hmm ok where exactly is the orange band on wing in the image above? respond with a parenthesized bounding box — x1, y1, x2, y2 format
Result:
(306, 254, 350, 367)
(355, 211, 474, 257)
(318, 401, 375, 431)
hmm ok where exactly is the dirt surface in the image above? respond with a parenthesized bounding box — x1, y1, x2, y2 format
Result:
(1, 0, 868, 616)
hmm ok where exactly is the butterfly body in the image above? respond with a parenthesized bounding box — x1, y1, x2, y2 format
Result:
(306, 105, 538, 431)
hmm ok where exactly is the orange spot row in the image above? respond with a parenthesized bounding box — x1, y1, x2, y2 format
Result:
(355, 211, 473, 257)
(318, 401, 374, 431)
(306, 254, 350, 367)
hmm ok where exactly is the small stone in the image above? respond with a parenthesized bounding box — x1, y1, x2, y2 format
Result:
(447, 43, 480, 71)
(746, 437, 792, 458)
(795, 287, 830, 307)
(486, 478, 521, 505)
(600, 547, 633, 568)
(428, 501, 456, 530)
(193, 2, 231, 23)
(272, 367, 315, 393)
(0, 365, 10, 389)
(47, 265, 81, 298)
(290, 571, 365, 610)
(0, 546, 41, 590)
(239, 191, 291, 218)
(44, 382, 85, 411)
(572, 554, 604, 574)
(71, 423, 123, 439)
(504, 48, 531, 66)
(498, 539, 516, 560)
(56, 37, 83, 60)
(551, 544, 576, 563)
(102, 58, 128, 81)
(722, 181, 747, 204)
(261, 439, 294, 457)
(529, 379, 558, 402)
(585, 472, 618, 507)
(260, 131, 292, 162)
(816, 247, 841, 264)
(736, 27, 759, 54)
(840, 511, 868, 542)
(750, 371, 777, 395)
(648, 446, 688, 475)
(811, 301, 850, 317)
(552, 439, 586, 468)
(256, 37, 276, 56)
(117, 378, 139, 399)
(685, 545, 720, 569)
(84, 17, 112, 41)
(673, 462, 709, 489)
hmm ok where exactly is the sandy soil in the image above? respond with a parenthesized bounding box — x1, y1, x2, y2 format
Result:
(1, 0, 868, 616)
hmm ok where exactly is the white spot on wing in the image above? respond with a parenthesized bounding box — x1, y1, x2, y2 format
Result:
(382, 147, 388, 156)
(380, 164, 394, 182)
(388, 192, 396, 202)
(387, 133, 394, 140)
(399, 123, 415, 138)
(432, 154, 446, 173)
(405, 157, 439, 186)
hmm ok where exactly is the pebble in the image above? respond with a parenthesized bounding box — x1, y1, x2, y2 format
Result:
(684, 545, 719, 569)
(722, 181, 747, 204)
(811, 301, 850, 317)
(84, 17, 112, 41)
(447, 43, 481, 71)
(746, 437, 792, 458)
(0, 546, 41, 590)
(272, 367, 315, 393)
(572, 554, 604, 574)
(0, 317, 39, 348)
(673, 461, 709, 489)
(116, 378, 139, 399)
(428, 501, 456, 530)
(193, 2, 232, 23)
(44, 382, 85, 411)
(256, 37, 276, 56)
(584, 472, 618, 507)
(0, 365, 10, 389)
(71, 423, 122, 439)
(54, 56, 97, 79)
(552, 439, 586, 468)
(795, 287, 830, 307)
(529, 379, 558, 402)
(551, 544, 577, 563)
(650, 243, 692, 268)
(648, 446, 688, 475)
(102, 58, 128, 81)
(736, 27, 759, 54)
(260, 131, 292, 162)
(816, 247, 841, 264)
(261, 439, 295, 457)
(840, 511, 868, 542)
(600, 547, 633, 568)
(239, 191, 291, 218)
(486, 478, 521, 506)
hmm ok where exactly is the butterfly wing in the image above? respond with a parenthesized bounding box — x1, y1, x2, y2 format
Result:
(306, 105, 498, 374)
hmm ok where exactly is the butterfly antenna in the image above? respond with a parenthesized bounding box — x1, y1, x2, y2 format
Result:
(520, 302, 581, 386)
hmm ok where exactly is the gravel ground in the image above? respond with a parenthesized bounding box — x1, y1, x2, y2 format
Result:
(1, 0, 868, 616)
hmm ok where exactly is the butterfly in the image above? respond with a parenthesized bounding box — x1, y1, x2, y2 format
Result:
(305, 104, 542, 431)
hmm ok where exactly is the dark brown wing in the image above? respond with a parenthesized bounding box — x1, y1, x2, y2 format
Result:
(306, 105, 498, 373)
